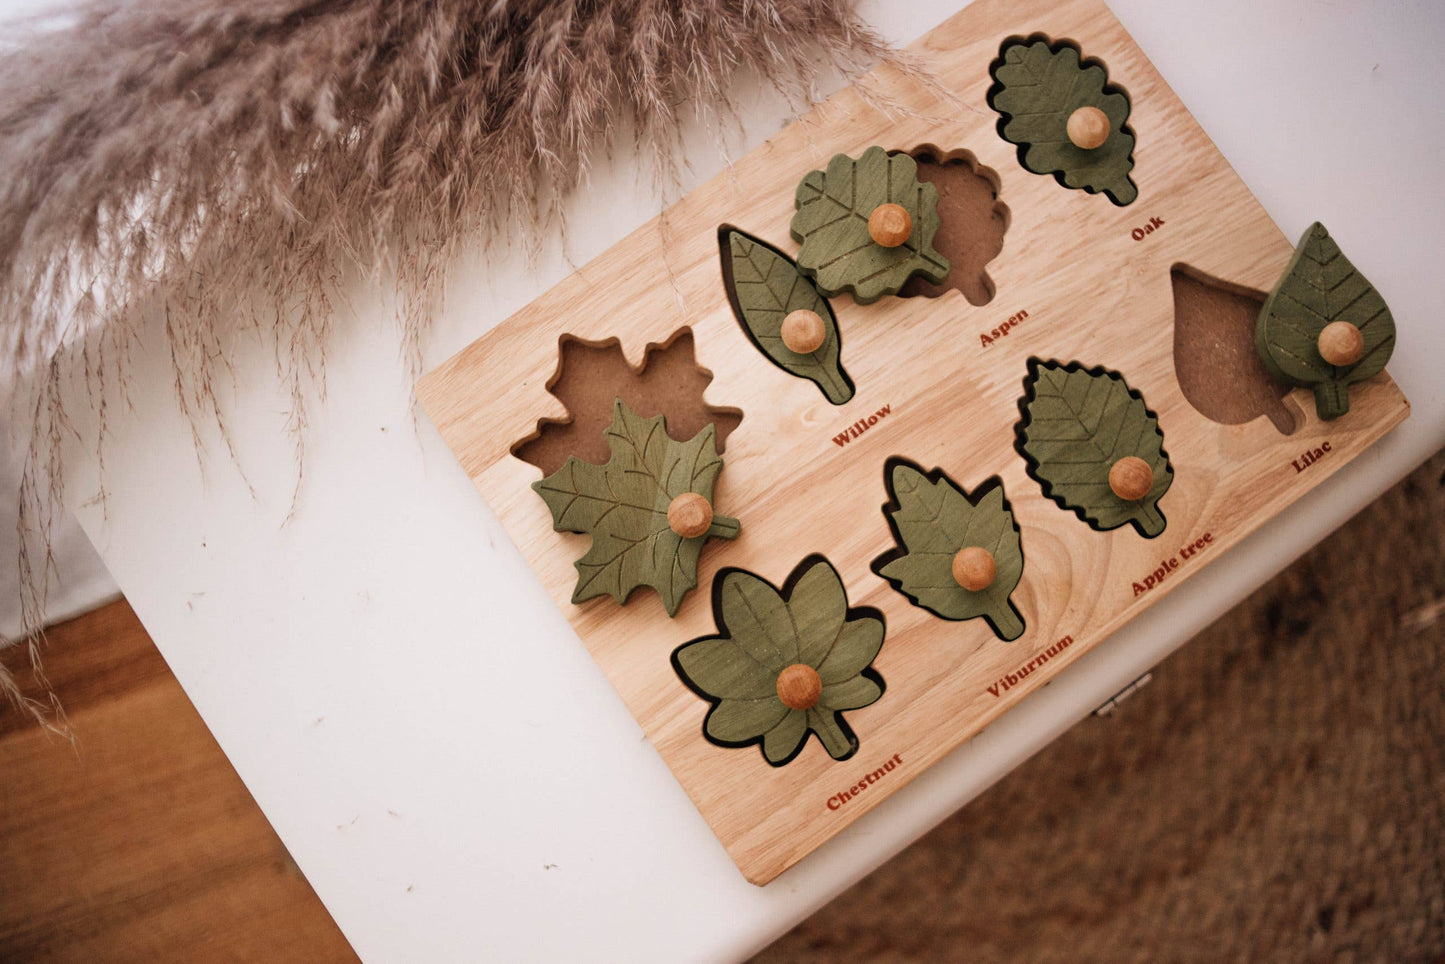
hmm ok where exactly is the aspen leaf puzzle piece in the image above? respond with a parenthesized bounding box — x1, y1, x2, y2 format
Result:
(872, 459, 1025, 641)
(672, 555, 885, 767)
(718, 227, 854, 404)
(1017, 359, 1173, 538)
(789, 146, 950, 304)
(988, 37, 1138, 205)
(1255, 222, 1397, 421)
(532, 399, 740, 617)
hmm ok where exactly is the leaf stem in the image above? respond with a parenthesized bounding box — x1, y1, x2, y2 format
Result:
(808, 709, 855, 760)
(1313, 380, 1350, 421)
(989, 601, 1025, 641)
(1136, 501, 1166, 538)
(707, 515, 741, 540)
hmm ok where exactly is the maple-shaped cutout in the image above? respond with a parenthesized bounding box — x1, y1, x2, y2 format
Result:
(512, 329, 742, 476)
(1171, 266, 1297, 435)
(899, 147, 1009, 306)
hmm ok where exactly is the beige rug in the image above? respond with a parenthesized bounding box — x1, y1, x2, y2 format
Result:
(757, 449, 1445, 962)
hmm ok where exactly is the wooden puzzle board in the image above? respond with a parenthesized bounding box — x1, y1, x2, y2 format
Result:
(417, 0, 1409, 884)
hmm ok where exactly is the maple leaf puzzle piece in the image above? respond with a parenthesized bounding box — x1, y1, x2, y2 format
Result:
(718, 226, 854, 404)
(988, 36, 1138, 206)
(1255, 222, 1397, 421)
(789, 146, 950, 304)
(532, 399, 741, 617)
(1016, 359, 1173, 538)
(672, 555, 886, 766)
(871, 459, 1026, 641)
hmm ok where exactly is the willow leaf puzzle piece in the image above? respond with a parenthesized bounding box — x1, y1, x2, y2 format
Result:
(988, 37, 1138, 206)
(672, 555, 885, 767)
(789, 146, 950, 304)
(1255, 222, 1397, 421)
(532, 399, 740, 617)
(718, 227, 854, 404)
(871, 459, 1025, 641)
(1016, 359, 1173, 538)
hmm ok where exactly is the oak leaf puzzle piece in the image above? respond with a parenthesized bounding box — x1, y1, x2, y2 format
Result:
(718, 227, 854, 404)
(672, 555, 885, 766)
(988, 36, 1137, 205)
(790, 146, 949, 304)
(532, 399, 740, 617)
(872, 459, 1026, 641)
(1255, 222, 1397, 420)
(1016, 359, 1173, 538)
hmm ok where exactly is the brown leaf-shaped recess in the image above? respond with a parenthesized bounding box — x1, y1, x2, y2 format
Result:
(899, 147, 1009, 306)
(512, 329, 742, 475)
(1171, 266, 1296, 435)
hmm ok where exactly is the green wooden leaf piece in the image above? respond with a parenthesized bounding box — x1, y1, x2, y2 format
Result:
(988, 37, 1138, 206)
(871, 459, 1025, 641)
(532, 398, 741, 617)
(672, 555, 886, 766)
(1016, 359, 1173, 538)
(1255, 222, 1397, 420)
(789, 146, 950, 304)
(718, 227, 854, 404)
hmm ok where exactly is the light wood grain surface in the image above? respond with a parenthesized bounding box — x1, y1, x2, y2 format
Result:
(418, 0, 1408, 884)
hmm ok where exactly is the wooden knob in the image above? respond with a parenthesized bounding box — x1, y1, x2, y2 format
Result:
(952, 546, 997, 592)
(1109, 456, 1154, 501)
(867, 203, 912, 247)
(667, 492, 713, 539)
(1317, 321, 1364, 367)
(780, 308, 826, 354)
(1067, 106, 1110, 150)
(776, 663, 822, 710)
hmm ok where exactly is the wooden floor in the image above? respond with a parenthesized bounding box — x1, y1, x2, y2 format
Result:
(0, 601, 357, 963)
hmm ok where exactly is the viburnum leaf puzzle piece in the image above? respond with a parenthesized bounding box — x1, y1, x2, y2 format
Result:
(872, 459, 1025, 641)
(988, 37, 1138, 205)
(789, 146, 950, 304)
(532, 398, 740, 617)
(718, 227, 854, 404)
(1016, 359, 1173, 538)
(1255, 222, 1397, 421)
(672, 556, 885, 766)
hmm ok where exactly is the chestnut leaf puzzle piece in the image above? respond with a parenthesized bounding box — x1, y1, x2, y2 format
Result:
(872, 459, 1026, 642)
(1017, 359, 1173, 538)
(988, 36, 1138, 206)
(672, 555, 885, 767)
(790, 146, 950, 304)
(1255, 222, 1397, 421)
(719, 227, 854, 405)
(532, 398, 740, 617)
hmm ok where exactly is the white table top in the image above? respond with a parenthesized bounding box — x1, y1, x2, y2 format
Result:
(52, 0, 1445, 960)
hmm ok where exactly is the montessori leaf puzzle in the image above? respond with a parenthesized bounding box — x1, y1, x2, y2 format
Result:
(418, 0, 1407, 883)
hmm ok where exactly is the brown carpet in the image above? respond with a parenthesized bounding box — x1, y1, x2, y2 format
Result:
(757, 449, 1445, 963)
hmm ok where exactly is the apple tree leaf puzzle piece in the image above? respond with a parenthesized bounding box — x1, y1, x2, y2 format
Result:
(872, 458, 1026, 641)
(789, 146, 950, 304)
(718, 227, 854, 404)
(1016, 359, 1173, 538)
(512, 329, 743, 475)
(988, 36, 1138, 206)
(532, 398, 740, 616)
(1255, 222, 1397, 421)
(672, 555, 885, 766)
(898, 148, 1010, 306)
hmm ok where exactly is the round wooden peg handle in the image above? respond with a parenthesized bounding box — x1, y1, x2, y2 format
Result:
(868, 203, 912, 247)
(952, 546, 997, 592)
(1317, 321, 1364, 367)
(776, 663, 822, 710)
(1067, 106, 1110, 150)
(1109, 456, 1154, 501)
(667, 492, 714, 539)
(780, 308, 826, 354)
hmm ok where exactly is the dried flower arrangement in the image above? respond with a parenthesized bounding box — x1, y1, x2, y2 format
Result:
(0, 0, 909, 729)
